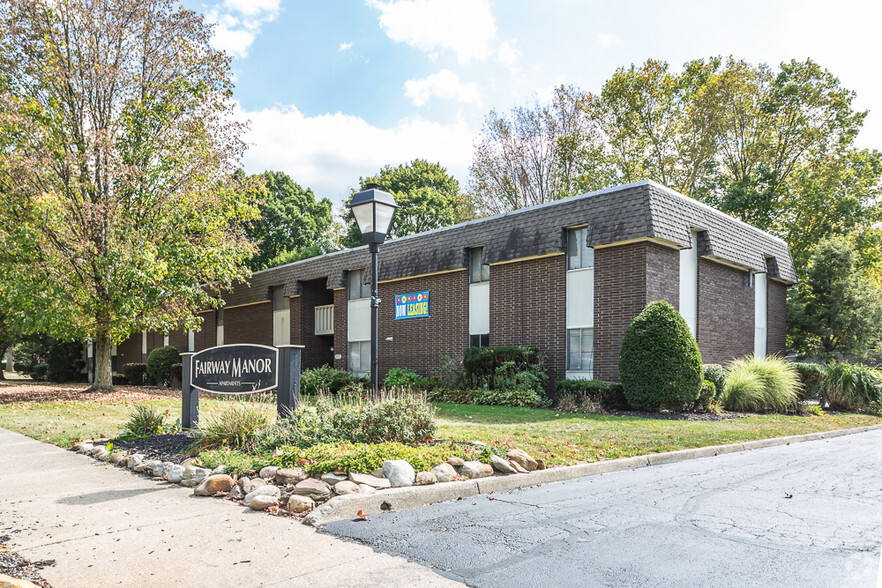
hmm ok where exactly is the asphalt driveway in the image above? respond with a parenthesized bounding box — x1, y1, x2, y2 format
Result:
(323, 429, 882, 587)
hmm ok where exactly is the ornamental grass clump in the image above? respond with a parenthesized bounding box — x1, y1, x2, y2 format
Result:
(619, 301, 703, 411)
(821, 362, 882, 413)
(120, 404, 168, 438)
(723, 356, 801, 413)
(196, 396, 273, 450)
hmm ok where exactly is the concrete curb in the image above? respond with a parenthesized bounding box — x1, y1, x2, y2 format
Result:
(304, 424, 882, 526)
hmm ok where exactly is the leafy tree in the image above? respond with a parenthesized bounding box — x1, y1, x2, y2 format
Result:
(0, 0, 257, 391)
(342, 159, 472, 248)
(788, 237, 882, 358)
(241, 171, 333, 270)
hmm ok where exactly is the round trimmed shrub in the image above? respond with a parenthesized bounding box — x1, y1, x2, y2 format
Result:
(146, 346, 180, 386)
(619, 300, 703, 411)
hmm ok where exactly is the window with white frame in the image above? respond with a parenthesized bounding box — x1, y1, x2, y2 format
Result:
(469, 247, 490, 283)
(567, 327, 594, 372)
(567, 227, 594, 270)
(347, 269, 370, 375)
(469, 334, 489, 348)
(468, 247, 490, 345)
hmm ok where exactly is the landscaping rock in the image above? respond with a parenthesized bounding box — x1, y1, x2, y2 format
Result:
(285, 495, 314, 514)
(382, 460, 415, 487)
(489, 454, 517, 474)
(510, 460, 529, 474)
(244, 485, 280, 507)
(93, 447, 110, 461)
(292, 478, 331, 500)
(372, 467, 386, 478)
(242, 477, 268, 494)
(135, 460, 161, 475)
(108, 452, 127, 466)
(127, 454, 145, 470)
(357, 484, 377, 495)
(415, 471, 437, 485)
(181, 466, 211, 488)
(181, 457, 197, 467)
(194, 474, 234, 496)
(77, 443, 94, 455)
(432, 463, 458, 483)
(507, 449, 538, 471)
(228, 485, 245, 501)
(210, 465, 228, 476)
(535, 459, 547, 470)
(259, 466, 278, 480)
(333, 481, 360, 495)
(237, 476, 250, 489)
(348, 473, 391, 489)
(274, 467, 308, 486)
(447, 456, 465, 467)
(321, 472, 348, 486)
(166, 464, 185, 484)
(249, 494, 279, 511)
(460, 461, 493, 479)
(89, 445, 105, 457)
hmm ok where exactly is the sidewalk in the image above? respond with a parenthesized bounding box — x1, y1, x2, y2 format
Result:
(0, 428, 460, 588)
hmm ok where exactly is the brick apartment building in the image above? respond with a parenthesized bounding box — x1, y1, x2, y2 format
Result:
(114, 180, 796, 385)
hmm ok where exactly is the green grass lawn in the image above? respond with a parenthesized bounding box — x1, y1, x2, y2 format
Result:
(1, 380, 879, 466)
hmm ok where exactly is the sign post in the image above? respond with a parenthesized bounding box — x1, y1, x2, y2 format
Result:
(180, 344, 303, 429)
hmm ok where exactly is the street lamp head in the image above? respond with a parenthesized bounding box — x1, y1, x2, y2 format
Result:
(348, 183, 398, 246)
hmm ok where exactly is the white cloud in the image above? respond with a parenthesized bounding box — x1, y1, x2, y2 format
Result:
(338, 42, 354, 52)
(206, 0, 281, 58)
(369, 0, 517, 67)
(404, 69, 482, 106)
(496, 40, 521, 71)
(237, 104, 476, 205)
(596, 33, 623, 49)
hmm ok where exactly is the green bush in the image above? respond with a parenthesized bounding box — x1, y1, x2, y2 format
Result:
(121, 363, 149, 385)
(383, 367, 428, 389)
(619, 301, 703, 411)
(427, 388, 483, 404)
(46, 339, 86, 382)
(254, 393, 437, 452)
(196, 398, 273, 450)
(271, 441, 480, 475)
(821, 362, 882, 413)
(794, 362, 827, 401)
(30, 363, 48, 381)
(13, 362, 33, 373)
(120, 404, 169, 438)
(146, 346, 181, 386)
(462, 346, 540, 386)
(694, 379, 718, 412)
(554, 379, 630, 410)
(171, 363, 183, 384)
(723, 356, 801, 413)
(300, 365, 357, 395)
(703, 364, 726, 403)
(197, 448, 268, 475)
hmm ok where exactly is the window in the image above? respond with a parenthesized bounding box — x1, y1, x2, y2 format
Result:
(567, 227, 594, 270)
(272, 285, 287, 310)
(348, 269, 370, 300)
(348, 340, 370, 375)
(469, 334, 489, 348)
(567, 328, 594, 372)
(469, 247, 489, 283)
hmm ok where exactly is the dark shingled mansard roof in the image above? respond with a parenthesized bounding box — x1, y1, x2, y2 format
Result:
(221, 180, 796, 307)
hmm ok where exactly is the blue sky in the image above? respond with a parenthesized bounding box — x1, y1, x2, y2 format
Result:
(183, 0, 882, 207)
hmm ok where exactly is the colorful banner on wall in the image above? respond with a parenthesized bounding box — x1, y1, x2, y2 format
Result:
(395, 291, 429, 320)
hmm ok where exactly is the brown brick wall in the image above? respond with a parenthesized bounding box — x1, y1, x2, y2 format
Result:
(646, 243, 680, 307)
(192, 311, 218, 351)
(168, 330, 187, 352)
(116, 336, 141, 368)
(371, 270, 469, 379)
(767, 279, 788, 357)
(697, 259, 754, 365)
(224, 303, 272, 346)
(491, 257, 566, 388)
(594, 243, 648, 382)
(333, 289, 347, 371)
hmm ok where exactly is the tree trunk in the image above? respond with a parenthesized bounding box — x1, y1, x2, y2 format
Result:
(90, 334, 114, 392)
(5, 346, 11, 371)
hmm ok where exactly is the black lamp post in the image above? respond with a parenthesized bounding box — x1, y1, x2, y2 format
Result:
(347, 183, 397, 398)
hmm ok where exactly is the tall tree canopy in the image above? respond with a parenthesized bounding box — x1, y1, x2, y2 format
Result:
(241, 171, 333, 270)
(342, 159, 473, 248)
(0, 0, 257, 390)
(468, 57, 882, 277)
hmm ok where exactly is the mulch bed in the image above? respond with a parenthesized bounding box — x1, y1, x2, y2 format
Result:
(99, 432, 201, 464)
(0, 535, 53, 587)
(0, 380, 180, 405)
(606, 410, 747, 421)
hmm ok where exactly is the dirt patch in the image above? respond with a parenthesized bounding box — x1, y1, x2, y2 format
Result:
(606, 410, 747, 421)
(0, 381, 180, 405)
